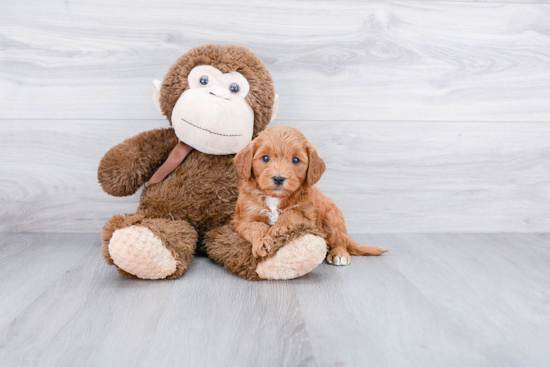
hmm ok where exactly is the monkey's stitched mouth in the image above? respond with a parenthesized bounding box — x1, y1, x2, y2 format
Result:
(181, 118, 242, 137)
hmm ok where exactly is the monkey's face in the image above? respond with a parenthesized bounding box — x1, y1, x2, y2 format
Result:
(170, 65, 255, 155)
(154, 45, 279, 154)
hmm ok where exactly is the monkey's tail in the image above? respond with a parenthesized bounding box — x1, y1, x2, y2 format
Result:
(345, 234, 389, 256)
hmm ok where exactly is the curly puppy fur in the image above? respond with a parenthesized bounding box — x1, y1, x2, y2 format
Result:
(232, 126, 389, 264)
(98, 44, 276, 279)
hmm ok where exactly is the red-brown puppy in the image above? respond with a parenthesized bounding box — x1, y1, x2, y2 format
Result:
(232, 126, 388, 266)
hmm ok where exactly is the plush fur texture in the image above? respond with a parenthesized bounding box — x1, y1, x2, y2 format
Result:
(98, 128, 178, 197)
(232, 126, 389, 264)
(98, 44, 324, 280)
(98, 128, 239, 241)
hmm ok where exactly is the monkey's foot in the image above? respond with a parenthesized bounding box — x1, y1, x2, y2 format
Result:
(109, 226, 177, 280)
(256, 234, 327, 280)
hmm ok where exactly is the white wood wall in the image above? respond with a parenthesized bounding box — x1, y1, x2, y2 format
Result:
(1, 0, 549, 233)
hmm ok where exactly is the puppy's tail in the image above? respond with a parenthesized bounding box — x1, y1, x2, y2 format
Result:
(344, 234, 389, 256)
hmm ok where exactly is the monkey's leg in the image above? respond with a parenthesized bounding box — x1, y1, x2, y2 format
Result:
(204, 224, 327, 281)
(101, 213, 198, 280)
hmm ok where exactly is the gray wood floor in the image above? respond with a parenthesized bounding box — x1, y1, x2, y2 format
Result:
(1, 233, 549, 367)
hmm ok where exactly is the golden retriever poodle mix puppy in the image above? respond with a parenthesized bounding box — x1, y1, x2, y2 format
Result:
(232, 126, 388, 266)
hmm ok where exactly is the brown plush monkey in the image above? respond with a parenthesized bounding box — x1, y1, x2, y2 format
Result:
(98, 44, 327, 280)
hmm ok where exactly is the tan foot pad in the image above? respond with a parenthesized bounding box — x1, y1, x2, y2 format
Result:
(109, 226, 177, 280)
(256, 234, 327, 280)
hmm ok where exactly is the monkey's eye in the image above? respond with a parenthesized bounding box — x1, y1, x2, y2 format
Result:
(292, 157, 300, 164)
(229, 83, 239, 93)
(262, 155, 270, 163)
(199, 76, 209, 86)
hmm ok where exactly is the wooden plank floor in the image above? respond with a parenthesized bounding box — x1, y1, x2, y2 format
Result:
(1, 233, 548, 367)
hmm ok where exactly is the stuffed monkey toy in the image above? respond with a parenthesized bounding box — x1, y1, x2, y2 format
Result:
(98, 44, 327, 280)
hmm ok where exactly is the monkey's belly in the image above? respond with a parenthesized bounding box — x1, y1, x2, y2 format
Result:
(138, 184, 236, 228)
(137, 152, 240, 234)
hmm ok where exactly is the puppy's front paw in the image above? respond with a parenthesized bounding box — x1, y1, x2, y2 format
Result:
(253, 236, 274, 259)
(267, 225, 289, 238)
(327, 248, 351, 266)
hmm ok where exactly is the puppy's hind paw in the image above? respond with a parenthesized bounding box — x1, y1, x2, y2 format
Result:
(327, 248, 351, 266)
(328, 255, 350, 266)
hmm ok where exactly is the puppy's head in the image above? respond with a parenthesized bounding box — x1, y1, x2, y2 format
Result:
(234, 126, 326, 198)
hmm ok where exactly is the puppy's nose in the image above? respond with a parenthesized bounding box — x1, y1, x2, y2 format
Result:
(273, 175, 286, 186)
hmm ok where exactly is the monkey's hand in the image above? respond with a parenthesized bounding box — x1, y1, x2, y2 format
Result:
(98, 128, 178, 197)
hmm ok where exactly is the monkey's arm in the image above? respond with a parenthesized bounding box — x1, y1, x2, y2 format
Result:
(98, 128, 178, 197)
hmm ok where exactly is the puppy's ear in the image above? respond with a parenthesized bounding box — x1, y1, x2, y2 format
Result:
(234, 141, 256, 180)
(306, 142, 326, 186)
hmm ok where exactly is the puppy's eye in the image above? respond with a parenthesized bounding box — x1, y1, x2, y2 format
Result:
(199, 76, 209, 86)
(262, 155, 270, 163)
(229, 83, 239, 93)
(292, 157, 300, 164)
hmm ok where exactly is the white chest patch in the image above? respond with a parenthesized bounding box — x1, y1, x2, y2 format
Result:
(262, 196, 281, 225)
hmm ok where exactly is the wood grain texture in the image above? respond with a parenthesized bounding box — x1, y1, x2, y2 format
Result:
(1, 233, 549, 366)
(2, 119, 549, 233)
(1, 0, 550, 233)
(280, 120, 550, 232)
(1, 1, 550, 121)
(297, 233, 550, 366)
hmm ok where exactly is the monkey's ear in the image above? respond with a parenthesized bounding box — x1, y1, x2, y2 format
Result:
(234, 142, 256, 180)
(270, 94, 279, 122)
(306, 142, 326, 187)
(152, 79, 162, 113)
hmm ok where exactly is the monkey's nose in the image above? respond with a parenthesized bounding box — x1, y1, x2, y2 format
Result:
(209, 85, 231, 100)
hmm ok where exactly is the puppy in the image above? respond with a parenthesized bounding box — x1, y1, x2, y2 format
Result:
(232, 126, 388, 266)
